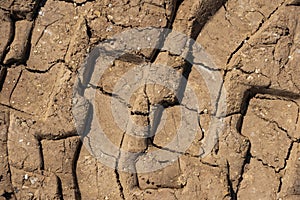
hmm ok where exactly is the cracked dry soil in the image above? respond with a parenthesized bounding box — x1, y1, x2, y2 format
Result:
(0, 0, 300, 199)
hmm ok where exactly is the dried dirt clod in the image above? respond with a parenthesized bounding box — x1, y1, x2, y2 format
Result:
(278, 143, 300, 198)
(10, 167, 62, 200)
(0, 10, 13, 63)
(76, 145, 121, 199)
(242, 97, 295, 170)
(8, 0, 41, 20)
(237, 159, 280, 199)
(137, 159, 183, 189)
(172, 0, 227, 38)
(118, 171, 139, 199)
(222, 71, 251, 115)
(41, 136, 81, 199)
(216, 115, 250, 192)
(10, 64, 61, 116)
(0, 66, 22, 106)
(222, 69, 271, 116)
(94, 91, 126, 148)
(4, 20, 33, 65)
(175, 156, 230, 199)
(98, 59, 138, 94)
(7, 114, 41, 172)
(27, 0, 76, 71)
(65, 17, 89, 71)
(152, 106, 181, 148)
(130, 86, 149, 115)
(250, 97, 298, 136)
(0, 109, 15, 198)
(198, 0, 285, 69)
(121, 132, 148, 153)
(85, 0, 175, 45)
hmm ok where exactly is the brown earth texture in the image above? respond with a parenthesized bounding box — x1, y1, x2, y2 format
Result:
(1, 0, 300, 199)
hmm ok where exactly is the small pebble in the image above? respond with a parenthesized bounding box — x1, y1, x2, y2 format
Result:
(24, 174, 29, 180)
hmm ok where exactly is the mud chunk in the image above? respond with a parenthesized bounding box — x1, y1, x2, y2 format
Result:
(222, 70, 271, 116)
(28, 0, 75, 71)
(76, 146, 121, 199)
(278, 143, 300, 198)
(10, 167, 61, 199)
(72, 92, 90, 136)
(65, 17, 89, 71)
(0, 10, 12, 63)
(152, 106, 181, 148)
(242, 97, 292, 170)
(41, 137, 81, 199)
(4, 20, 33, 65)
(7, 114, 41, 172)
(137, 159, 182, 189)
(131, 88, 149, 114)
(0, 109, 14, 198)
(98, 59, 137, 94)
(122, 134, 147, 154)
(217, 115, 250, 191)
(10, 65, 60, 116)
(0, 67, 22, 105)
(172, 0, 227, 38)
(0, 1, 14, 10)
(9, 0, 41, 20)
(7, 64, 74, 137)
(126, 115, 149, 140)
(237, 159, 280, 199)
(250, 97, 299, 138)
(175, 156, 230, 199)
(198, 0, 285, 69)
(93, 91, 126, 149)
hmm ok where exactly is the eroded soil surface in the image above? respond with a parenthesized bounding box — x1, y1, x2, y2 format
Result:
(0, 0, 300, 199)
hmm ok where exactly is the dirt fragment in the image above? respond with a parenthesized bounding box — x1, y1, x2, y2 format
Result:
(0, 108, 15, 199)
(41, 137, 81, 199)
(278, 143, 300, 199)
(4, 20, 33, 65)
(237, 159, 280, 199)
(10, 167, 61, 200)
(0, 10, 12, 63)
(7, 114, 41, 172)
(65, 17, 89, 71)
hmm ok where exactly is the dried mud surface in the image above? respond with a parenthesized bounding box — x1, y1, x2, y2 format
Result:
(0, 0, 300, 199)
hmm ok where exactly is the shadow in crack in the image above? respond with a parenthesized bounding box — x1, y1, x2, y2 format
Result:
(73, 140, 83, 200)
(0, 66, 7, 92)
